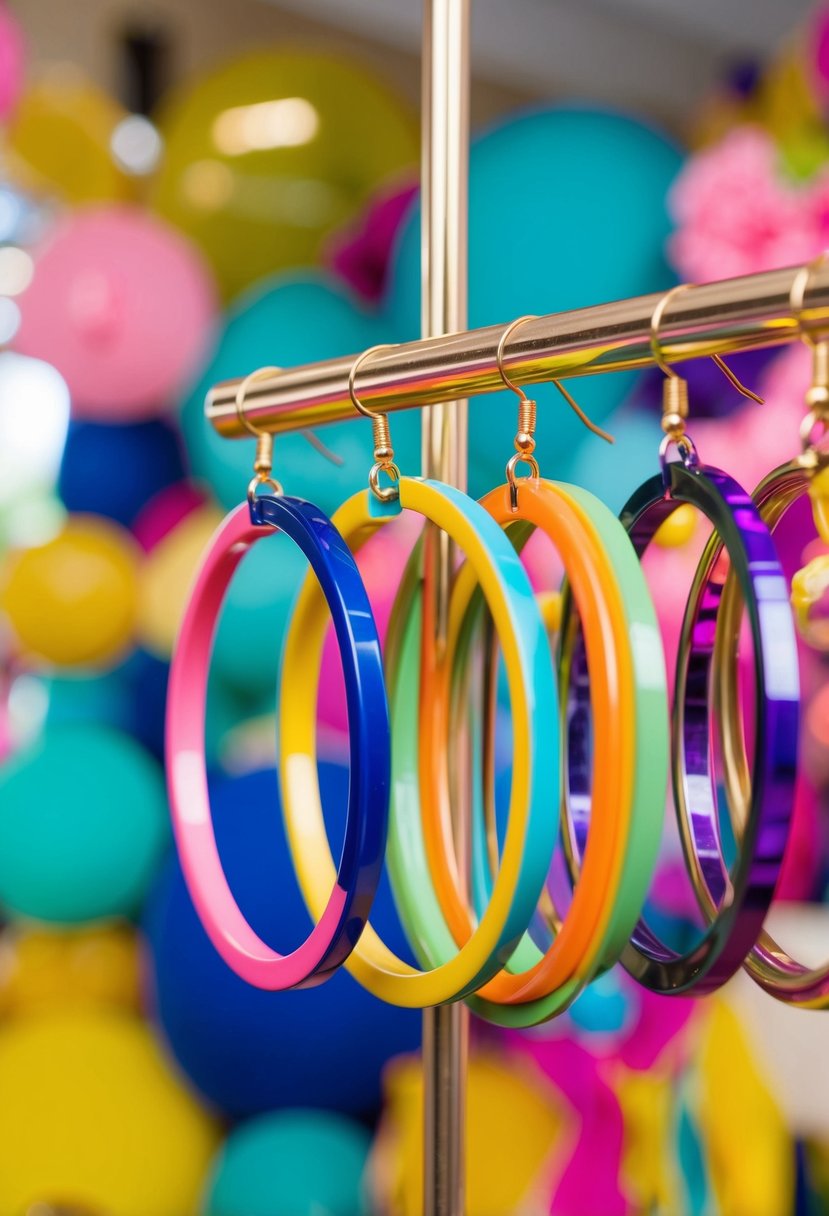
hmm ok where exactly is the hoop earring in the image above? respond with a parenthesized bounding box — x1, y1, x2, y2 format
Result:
(278, 346, 560, 1007)
(613, 287, 798, 996)
(165, 368, 391, 990)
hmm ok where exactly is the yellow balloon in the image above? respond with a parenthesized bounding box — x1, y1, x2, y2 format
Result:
(0, 923, 141, 1018)
(0, 1011, 220, 1216)
(697, 1000, 792, 1216)
(810, 465, 829, 544)
(369, 1051, 563, 1216)
(137, 504, 223, 658)
(0, 516, 140, 668)
(6, 67, 134, 205)
(615, 1069, 679, 1214)
(151, 50, 418, 299)
(653, 502, 697, 549)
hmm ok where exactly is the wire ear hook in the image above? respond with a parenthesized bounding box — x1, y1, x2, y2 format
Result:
(348, 345, 401, 503)
(234, 367, 345, 505)
(790, 253, 829, 474)
(496, 315, 614, 508)
(235, 366, 283, 502)
(497, 316, 541, 508)
(651, 284, 763, 472)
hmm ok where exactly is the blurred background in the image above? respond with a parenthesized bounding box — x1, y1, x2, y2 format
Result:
(0, 1, 829, 1213)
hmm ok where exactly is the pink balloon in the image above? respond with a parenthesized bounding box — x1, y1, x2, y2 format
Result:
(132, 481, 209, 552)
(14, 205, 217, 419)
(0, 5, 24, 121)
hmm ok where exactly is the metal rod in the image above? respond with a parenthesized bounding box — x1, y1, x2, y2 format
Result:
(420, 2, 469, 1216)
(206, 261, 829, 437)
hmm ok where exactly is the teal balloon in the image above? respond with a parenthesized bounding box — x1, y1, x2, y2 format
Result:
(202, 1109, 371, 1216)
(210, 526, 308, 699)
(180, 272, 419, 513)
(563, 402, 663, 513)
(45, 667, 133, 732)
(0, 725, 169, 923)
(385, 106, 683, 496)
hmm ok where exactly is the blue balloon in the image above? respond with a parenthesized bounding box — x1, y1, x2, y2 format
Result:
(385, 106, 683, 496)
(144, 763, 420, 1120)
(58, 417, 185, 527)
(179, 273, 420, 513)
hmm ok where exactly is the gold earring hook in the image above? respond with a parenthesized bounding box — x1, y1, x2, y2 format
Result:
(650, 283, 763, 417)
(348, 344, 401, 503)
(234, 366, 345, 505)
(235, 366, 283, 501)
(496, 315, 614, 507)
(651, 284, 762, 469)
(496, 315, 615, 445)
(497, 316, 540, 506)
(790, 253, 829, 470)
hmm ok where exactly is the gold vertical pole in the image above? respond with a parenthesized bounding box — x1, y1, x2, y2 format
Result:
(421, 2, 469, 1216)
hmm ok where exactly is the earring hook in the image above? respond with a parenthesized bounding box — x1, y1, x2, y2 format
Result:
(497, 316, 541, 506)
(650, 283, 763, 406)
(235, 367, 283, 501)
(790, 253, 829, 471)
(348, 344, 401, 503)
(235, 366, 345, 504)
(496, 314, 615, 447)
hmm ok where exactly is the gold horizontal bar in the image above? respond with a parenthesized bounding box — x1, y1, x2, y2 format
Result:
(206, 261, 829, 438)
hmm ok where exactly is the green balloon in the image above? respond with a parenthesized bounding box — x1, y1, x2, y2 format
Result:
(0, 725, 169, 923)
(202, 1110, 371, 1216)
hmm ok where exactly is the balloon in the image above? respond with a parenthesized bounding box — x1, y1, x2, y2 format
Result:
(325, 182, 418, 303)
(15, 205, 218, 419)
(144, 764, 420, 1119)
(0, 724, 169, 923)
(58, 418, 186, 528)
(6, 67, 132, 204)
(369, 1050, 563, 1216)
(151, 50, 418, 300)
(0, 1011, 219, 1216)
(0, 5, 25, 121)
(203, 1110, 372, 1216)
(696, 1001, 793, 1216)
(179, 273, 419, 514)
(45, 666, 133, 734)
(0, 515, 140, 668)
(137, 502, 224, 658)
(0, 352, 70, 513)
(385, 106, 683, 497)
(132, 480, 208, 551)
(0, 922, 142, 1017)
(564, 401, 664, 514)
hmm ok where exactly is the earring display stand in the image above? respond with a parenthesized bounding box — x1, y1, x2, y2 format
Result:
(202, 10, 829, 1216)
(420, 4, 470, 1215)
(206, 261, 829, 436)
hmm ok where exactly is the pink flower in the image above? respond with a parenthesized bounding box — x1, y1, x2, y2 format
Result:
(669, 127, 828, 282)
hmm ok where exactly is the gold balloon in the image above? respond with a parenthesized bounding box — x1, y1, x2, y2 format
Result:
(369, 1051, 563, 1215)
(151, 50, 417, 299)
(0, 923, 142, 1018)
(6, 67, 134, 206)
(0, 1012, 220, 1216)
(0, 516, 140, 668)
